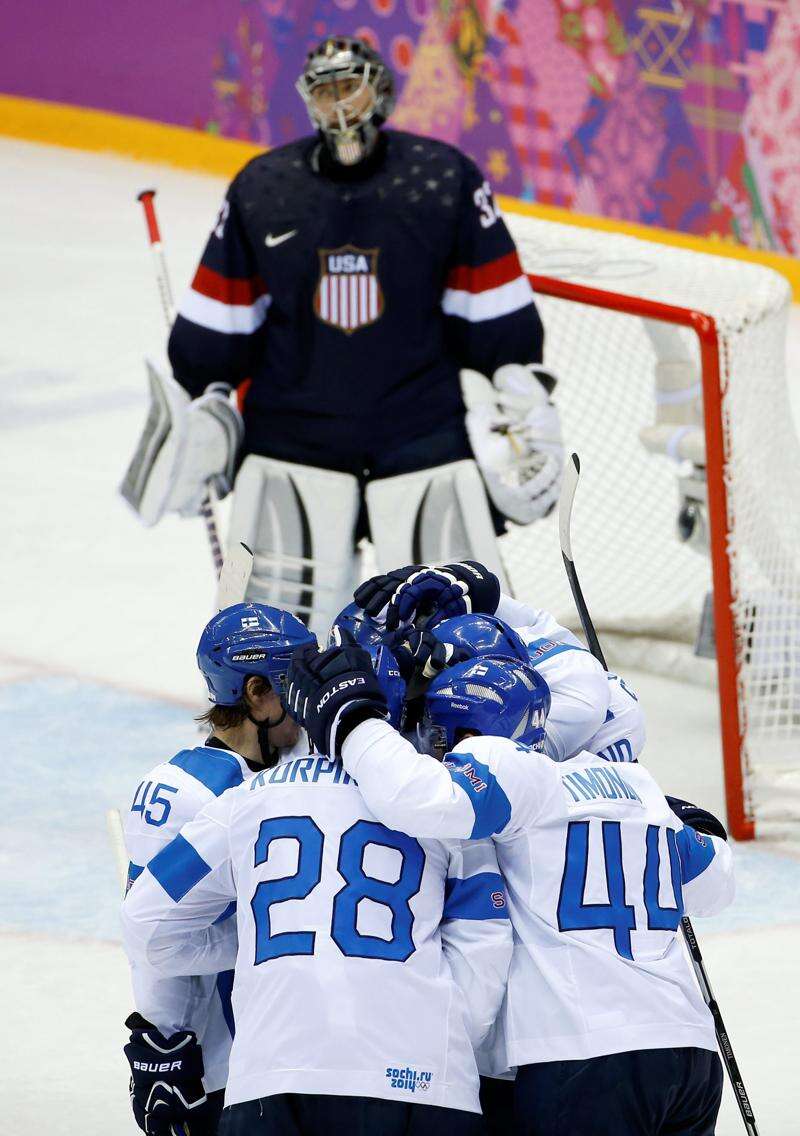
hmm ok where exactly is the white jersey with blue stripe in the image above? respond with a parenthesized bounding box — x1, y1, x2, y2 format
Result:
(121, 750, 512, 1113)
(340, 720, 734, 1068)
(123, 743, 253, 1092)
(496, 593, 646, 763)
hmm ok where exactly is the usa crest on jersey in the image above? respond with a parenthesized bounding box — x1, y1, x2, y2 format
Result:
(314, 246, 384, 334)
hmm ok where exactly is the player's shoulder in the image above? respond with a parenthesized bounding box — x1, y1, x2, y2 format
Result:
(448, 734, 550, 787)
(163, 744, 249, 800)
(231, 136, 318, 197)
(385, 129, 482, 182)
(561, 749, 671, 813)
(124, 745, 248, 848)
(451, 734, 518, 762)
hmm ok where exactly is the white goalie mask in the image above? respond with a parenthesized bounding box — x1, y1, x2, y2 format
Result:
(296, 36, 395, 166)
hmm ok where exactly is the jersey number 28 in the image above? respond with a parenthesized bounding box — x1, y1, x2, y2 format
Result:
(251, 817, 424, 965)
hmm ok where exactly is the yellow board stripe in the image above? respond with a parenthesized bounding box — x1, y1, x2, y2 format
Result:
(2, 92, 799, 297)
(0, 93, 261, 177)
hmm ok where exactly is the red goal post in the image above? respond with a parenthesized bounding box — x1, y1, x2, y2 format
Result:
(528, 273, 750, 840)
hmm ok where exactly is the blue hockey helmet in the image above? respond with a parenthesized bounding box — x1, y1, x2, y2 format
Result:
(420, 655, 550, 759)
(329, 602, 386, 649)
(432, 613, 529, 666)
(197, 602, 317, 706)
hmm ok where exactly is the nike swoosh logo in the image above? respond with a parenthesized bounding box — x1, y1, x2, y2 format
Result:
(265, 229, 297, 247)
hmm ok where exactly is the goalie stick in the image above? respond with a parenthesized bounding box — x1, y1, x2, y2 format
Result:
(558, 452, 759, 1136)
(136, 189, 224, 577)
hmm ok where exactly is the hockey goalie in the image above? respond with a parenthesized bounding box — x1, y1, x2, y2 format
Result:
(120, 35, 564, 635)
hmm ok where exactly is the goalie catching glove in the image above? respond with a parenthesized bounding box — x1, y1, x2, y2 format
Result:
(467, 362, 564, 525)
(120, 362, 243, 526)
(286, 642, 389, 756)
(124, 1012, 215, 1136)
(354, 561, 501, 632)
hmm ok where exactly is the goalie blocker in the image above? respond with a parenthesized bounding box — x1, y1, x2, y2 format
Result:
(119, 362, 242, 526)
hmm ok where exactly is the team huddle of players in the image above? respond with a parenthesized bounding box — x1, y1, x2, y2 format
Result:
(121, 559, 734, 1136)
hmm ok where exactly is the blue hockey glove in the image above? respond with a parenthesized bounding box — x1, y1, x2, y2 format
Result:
(666, 796, 728, 841)
(355, 562, 501, 632)
(354, 565, 424, 624)
(124, 1013, 214, 1136)
(393, 629, 472, 692)
(286, 642, 388, 756)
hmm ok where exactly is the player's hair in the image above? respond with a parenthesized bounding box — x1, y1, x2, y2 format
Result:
(196, 675, 271, 732)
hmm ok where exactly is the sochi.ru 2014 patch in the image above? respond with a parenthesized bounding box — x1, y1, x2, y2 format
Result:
(314, 245, 384, 334)
(385, 1065, 433, 1093)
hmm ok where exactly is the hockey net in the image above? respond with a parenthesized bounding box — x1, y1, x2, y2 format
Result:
(500, 213, 798, 840)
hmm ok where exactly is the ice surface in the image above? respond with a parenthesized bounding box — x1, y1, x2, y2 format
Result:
(1, 138, 798, 1133)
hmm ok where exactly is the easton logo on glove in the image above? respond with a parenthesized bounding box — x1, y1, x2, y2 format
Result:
(316, 676, 366, 711)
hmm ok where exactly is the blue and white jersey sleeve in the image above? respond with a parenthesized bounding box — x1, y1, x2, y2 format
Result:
(585, 673, 647, 763)
(340, 720, 543, 841)
(521, 636, 610, 763)
(494, 594, 584, 648)
(441, 841, 512, 1049)
(676, 826, 735, 916)
(494, 596, 647, 765)
(122, 793, 239, 980)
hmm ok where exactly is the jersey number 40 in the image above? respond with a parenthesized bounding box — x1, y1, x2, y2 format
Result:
(557, 820, 684, 960)
(251, 818, 424, 965)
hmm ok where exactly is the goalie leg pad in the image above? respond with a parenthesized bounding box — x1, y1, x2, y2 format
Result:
(365, 459, 510, 590)
(228, 455, 360, 638)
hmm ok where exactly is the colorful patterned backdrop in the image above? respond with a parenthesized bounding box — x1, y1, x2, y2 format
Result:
(3, 0, 800, 254)
(206, 0, 800, 255)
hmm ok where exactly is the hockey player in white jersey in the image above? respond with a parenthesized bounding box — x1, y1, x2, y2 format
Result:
(427, 611, 645, 764)
(122, 639, 512, 1136)
(352, 558, 646, 764)
(122, 602, 315, 1135)
(285, 643, 735, 1136)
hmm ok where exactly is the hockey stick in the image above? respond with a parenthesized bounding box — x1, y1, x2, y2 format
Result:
(137, 189, 224, 577)
(216, 541, 254, 610)
(105, 808, 128, 893)
(558, 452, 759, 1136)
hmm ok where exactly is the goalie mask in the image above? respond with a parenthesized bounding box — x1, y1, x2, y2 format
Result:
(296, 36, 395, 166)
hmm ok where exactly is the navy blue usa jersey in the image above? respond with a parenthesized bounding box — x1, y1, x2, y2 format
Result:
(168, 130, 544, 461)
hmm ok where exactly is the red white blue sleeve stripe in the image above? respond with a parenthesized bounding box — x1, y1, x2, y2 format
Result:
(178, 264, 271, 335)
(442, 250, 535, 323)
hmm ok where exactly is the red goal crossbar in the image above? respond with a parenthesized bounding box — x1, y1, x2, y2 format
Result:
(528, 272, 754, 841)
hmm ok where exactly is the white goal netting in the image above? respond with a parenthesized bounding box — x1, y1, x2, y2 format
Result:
(500, 214, 800, 836)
